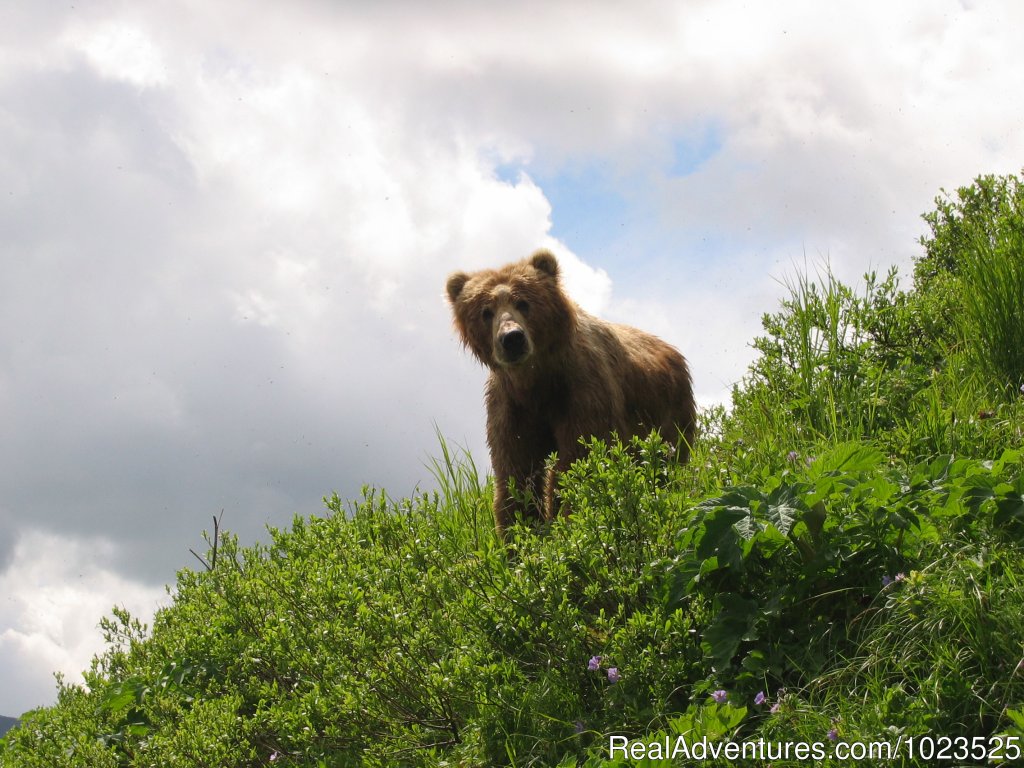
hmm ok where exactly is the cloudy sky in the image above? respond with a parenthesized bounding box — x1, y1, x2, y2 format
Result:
(2, 0, 1023, 716)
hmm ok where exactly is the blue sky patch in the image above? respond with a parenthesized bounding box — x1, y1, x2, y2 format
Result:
(493, 160, 524, 186)
(503, 122, 723, 268)
(510, 160, 634, 268)
(670, 122, 723, 178)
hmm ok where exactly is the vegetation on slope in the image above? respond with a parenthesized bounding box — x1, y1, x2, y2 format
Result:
(2, 171, 1024, 767)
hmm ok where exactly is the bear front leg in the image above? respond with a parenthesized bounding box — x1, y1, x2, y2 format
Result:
(543, 454, 572, 520)
(487, 429, 553, 539)
(548, 408, 627, 519)
(491, 449, 551, 536)
(485, 378, 558, 538)
(545, 427, 591, 520)
(492, 474, 515, 538)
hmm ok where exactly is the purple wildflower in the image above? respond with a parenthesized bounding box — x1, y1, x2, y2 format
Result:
(607, 667, 621, 684)
(754, 691, 766, 706)
(574, 720, 586, 734)
(770, 701, 781, 714)
(786, 450, 800, 463)
(895, 572, 907, 582)
(712, 689, 728, 704)
(827, 728, 839, 742)
(882, 575, 892, 587)
(588, 656, 602, 671)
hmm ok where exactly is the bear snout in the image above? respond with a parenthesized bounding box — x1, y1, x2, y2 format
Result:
(496, 317, 530, 364)
(500, 328, 527, 358)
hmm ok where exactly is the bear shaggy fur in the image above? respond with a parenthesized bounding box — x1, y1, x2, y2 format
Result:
(446, 249, 696, 538)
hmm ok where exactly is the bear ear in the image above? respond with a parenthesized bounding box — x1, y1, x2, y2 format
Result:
(530, 249, 559, 278)
(446, 272, 470, 303)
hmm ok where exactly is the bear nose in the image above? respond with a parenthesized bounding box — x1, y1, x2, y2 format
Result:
(499, 328, 527, 359)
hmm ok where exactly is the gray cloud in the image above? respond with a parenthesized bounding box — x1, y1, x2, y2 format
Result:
(0, 518, 15, 573)
(0, 50, 489, 584)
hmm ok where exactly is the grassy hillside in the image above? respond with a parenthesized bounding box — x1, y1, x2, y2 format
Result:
(2, 172, 1023, 767)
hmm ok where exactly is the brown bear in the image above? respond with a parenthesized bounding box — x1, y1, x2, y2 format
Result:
(446, 249, 696, 538)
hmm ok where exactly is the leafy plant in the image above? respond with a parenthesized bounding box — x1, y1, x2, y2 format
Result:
(916, 171, 1024, 397)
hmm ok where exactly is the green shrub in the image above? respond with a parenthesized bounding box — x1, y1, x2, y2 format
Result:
(727, 264, 941, 471)
(960, 224, 1024, 396)
(916, 170, 1024, 398)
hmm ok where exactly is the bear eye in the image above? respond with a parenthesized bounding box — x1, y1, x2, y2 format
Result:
(482, 307, 494, 322)
(515, 300, 529, 313)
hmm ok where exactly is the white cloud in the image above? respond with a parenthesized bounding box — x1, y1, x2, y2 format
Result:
(0, 532, 167, 716)
(64, 20, 169, 88)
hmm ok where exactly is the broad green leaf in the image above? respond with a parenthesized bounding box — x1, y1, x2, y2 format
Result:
(810, 442, 885, 476)
(702, 593, 759, 669)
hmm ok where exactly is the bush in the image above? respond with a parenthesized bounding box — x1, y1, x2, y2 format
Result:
(916, 171, 1024, 397)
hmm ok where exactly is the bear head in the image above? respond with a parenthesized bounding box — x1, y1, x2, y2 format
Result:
(446, 250, 577, 370)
